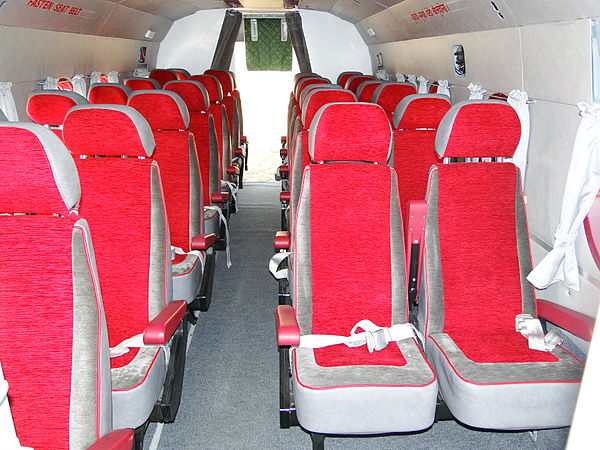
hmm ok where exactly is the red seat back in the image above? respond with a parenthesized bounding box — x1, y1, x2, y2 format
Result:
(373, 82, 418, 121)
(150, 69, 179, 87)
(88, 83, 132, 105)
(124, 77, 161, 91)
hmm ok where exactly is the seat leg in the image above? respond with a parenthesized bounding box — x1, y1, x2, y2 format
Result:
(310, 432, 325, 450)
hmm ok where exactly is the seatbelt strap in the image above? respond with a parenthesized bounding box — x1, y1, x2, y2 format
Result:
(221, 180, 239, 213)
(204, 205, 231, 268)
(269, 251, 292, 280)
(171, 246, 205, 273)
(299, 320, 423, 353)
(515, 314, 563, 352)
(109, 334, 170, 363)
(0, 363, 32, 450)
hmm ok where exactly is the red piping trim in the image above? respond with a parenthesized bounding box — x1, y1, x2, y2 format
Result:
(75, 224, 103, 438)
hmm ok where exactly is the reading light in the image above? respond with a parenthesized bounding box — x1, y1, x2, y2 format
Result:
(145, 29, 156, 39)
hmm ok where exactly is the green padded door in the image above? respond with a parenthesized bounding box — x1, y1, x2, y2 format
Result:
(244, 18, 292, 71)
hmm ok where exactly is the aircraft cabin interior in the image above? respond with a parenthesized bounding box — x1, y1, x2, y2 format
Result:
(0, 0, 599, 449)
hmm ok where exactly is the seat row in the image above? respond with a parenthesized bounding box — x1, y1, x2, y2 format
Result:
(272, 72, 585, 449)
(0, 68, 247, 449)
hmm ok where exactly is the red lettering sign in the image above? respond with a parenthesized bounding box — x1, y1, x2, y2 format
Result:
(27, 0, 83, 16)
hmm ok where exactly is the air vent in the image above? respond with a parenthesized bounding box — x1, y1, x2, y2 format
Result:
(490, 1, 505, 19)
(367, 28, 376, 37)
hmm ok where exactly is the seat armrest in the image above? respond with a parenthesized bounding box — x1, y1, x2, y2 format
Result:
(405, 200, 427, 247)
(87, 429, 134, 450)
(536, 299, 596, 341)
(234, 147, 246, 157)
(241, 135, 248, 144)
(274, 231, 290, 249)
(281, 136, 287, 145)
(191, 233, 217, 250)
(227, 165, 240, 175)
(280, 191, 290, 202)
(143, 300, 187, 345)
(278, 165, 289, 179)
(211, 192, 230, 204)
(280, 148, 288, 158)
(276, 305, 300, 346)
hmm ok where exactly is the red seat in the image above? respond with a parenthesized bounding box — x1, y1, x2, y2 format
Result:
(129, 90, 215, 308)
(26, 90, 89, 139)
(420, 100, 584, 429)
(63, 104, 187, 429)
(124, 77, 161, 91)
(164, 79, 227, 238)
(149, 69, 179, 87)
(88, 83, 132, 105)
(356, 80, 383, 102)
(0, 122, 133, 450)
(372, 82, 418, 122)
(336, 71, 362, 87)
(344, 74, 374, 93)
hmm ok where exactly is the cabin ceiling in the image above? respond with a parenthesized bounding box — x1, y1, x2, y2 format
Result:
(1, 0, 600, 44)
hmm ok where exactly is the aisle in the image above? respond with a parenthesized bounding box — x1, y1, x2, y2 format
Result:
(146, 182, 569, 450)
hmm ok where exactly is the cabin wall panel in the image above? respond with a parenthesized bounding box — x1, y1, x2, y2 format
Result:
(369, 27, 523, 100)
(521, 19, 593, 105)
(0, 26, 158, 119)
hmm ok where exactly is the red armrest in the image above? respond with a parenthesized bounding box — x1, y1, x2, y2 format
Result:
(279, 165, 289, 175)
(211, 192, 230, 203)
(143, 300, 187, 345)
(191, 233, 217, 250)
(536, 299, 596, 341)
(274, 231, 290, 249)
(87, 429, 134, 450)
(280, 191, 291, 202)
(280, 148, 288, 158)
(227, 165, 240, 175)
(276, 305, 300, 346)
(281, 136, 287, 145)
(405, 200, 427, 247)
(241, 135, 248, 144)
(234, 147, 246, 157)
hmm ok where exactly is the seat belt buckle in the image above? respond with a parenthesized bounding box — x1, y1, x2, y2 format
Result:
(515, 313, 533, 332)
(366, 328, 388, 352)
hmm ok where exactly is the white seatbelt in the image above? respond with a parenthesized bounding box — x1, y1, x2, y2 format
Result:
(109, 334, 170, 363)
(299, 320, 423, 353)
(221, 180, 239, 213)
(0, 363, 32, 450)
(269, 251, 292, 280)
(204, 205, 231, 268)
(171, 246, 205, 273)
(515, 314, 563, 352)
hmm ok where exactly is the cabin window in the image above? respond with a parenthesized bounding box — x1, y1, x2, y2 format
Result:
(452, 45, 466, 77)
(244, 18, 292, 71)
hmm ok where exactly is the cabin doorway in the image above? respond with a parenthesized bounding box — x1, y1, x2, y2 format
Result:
(233, 41, 299, 181)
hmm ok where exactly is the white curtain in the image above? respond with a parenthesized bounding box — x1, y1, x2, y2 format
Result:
(90, 71, 102, 85)
(507, 89, 531, 184)
(396, 73, 406, 82)
(0, 82, 18, 121)
(43, 77, 58, 90)
(437, 80, 451, 97)
(407, 74, 417, 88)
(527, 102, 600, 291)
(71, 74, 87, 97)
(468, 83, 486, 100)
(133, 67, 150, 78)
(417, 75, 429, 94)
(107, 71, 119, 83)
